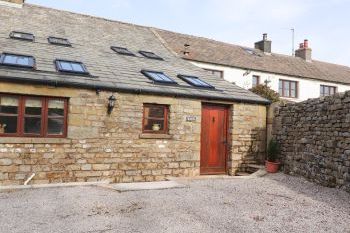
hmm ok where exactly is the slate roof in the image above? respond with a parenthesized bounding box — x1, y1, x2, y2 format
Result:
(155, 29, 350, 85)
(0, 4, 269, 104)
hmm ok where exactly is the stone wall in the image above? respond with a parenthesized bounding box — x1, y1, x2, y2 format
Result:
(0, 82, 266, 185)
(272, 93, 350, 192)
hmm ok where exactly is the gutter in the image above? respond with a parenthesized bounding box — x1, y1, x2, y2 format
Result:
(0, 75, 270, 105)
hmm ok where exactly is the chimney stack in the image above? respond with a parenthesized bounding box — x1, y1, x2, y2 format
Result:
(254, 33, 272, 53)
(295, 39, 312, 61)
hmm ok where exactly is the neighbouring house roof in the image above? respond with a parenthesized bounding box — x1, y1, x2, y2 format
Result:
(155, 29, 350, 85)
(0, 4, 269, 104)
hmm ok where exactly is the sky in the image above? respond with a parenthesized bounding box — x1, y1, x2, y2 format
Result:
(26, 0, 350, 66)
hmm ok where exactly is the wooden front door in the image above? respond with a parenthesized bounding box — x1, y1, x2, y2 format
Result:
(200, 104, 228, 175)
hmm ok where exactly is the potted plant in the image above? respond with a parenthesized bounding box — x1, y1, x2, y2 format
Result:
(265, 139, 280, 173)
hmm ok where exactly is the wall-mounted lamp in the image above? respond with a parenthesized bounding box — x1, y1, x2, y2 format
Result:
(107, 94, 116, 114)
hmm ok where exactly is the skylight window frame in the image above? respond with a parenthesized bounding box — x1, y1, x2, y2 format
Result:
(141, 70, 177, 84)
(111, 46, 135, 56)
(9, 31, 35, 42)
(177, 74, 215, 89)
(0, 53, 36, 69)
(55, 59, 90, 75)
(48, 37, 72, 47)
(139, 51, 163, 60)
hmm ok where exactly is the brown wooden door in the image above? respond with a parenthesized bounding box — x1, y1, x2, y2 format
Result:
(200, 104, 228, 175)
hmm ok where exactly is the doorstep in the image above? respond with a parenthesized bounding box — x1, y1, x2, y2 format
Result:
(168, 167, 267, 182)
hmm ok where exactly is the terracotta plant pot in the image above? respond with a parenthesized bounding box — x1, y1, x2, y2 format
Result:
(265, 160, 280, 173)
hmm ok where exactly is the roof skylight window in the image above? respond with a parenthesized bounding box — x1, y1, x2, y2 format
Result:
(9, 31, 35, 41)
(178, 75, 214, 88)
(48, 37, 71, 46)
(141, 70, 177, 84)
(0, 53, 35, 68)
(139, 51, 163, 60)
(111, 46, 135, 56)
(242, 47, 262, 57)
(55, 60, 89, 75)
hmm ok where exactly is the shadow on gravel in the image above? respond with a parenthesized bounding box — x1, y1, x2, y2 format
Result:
(263, 173, 350, 206)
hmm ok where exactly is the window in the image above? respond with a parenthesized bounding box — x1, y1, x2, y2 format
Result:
(177, 75, 214, 88)
(252, 75, 260, 87)
(139, 51, 163, 60)
(279, 80, 298, 98)
(0, 95, 67, 137)
(141, 70, 177, 84)
(242, 47, 262, 57)
(143, 104, 169, 134)
(204, 69, 223, 78)
(0, 53, 35, 69)
(9, 31, 34, 41)
(111, 46, 135, 56)
(55, 60, 89, 75)
(48, 37, 71, 46)
(320, 85, 336, 97)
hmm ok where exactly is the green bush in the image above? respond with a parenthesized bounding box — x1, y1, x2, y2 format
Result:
(250, 84, 280, 102)
(267, 139, 280, 162)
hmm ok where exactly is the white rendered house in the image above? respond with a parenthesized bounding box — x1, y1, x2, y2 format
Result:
(155, 30, 350, 102)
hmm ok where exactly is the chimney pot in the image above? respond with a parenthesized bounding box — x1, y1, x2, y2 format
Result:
(263, 33, 267, 41)
(299, 43, 304, 49)
(304, 39, 309, 48)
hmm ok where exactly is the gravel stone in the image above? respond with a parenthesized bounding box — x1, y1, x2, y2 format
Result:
(0, 173, 349, 233)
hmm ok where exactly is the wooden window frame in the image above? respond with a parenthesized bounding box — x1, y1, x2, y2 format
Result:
(0, 94, 68, 138)
(142, 104, 169, 134)
(320, 85, 337, 97)
(279, 79, 298, 98)
(252, 75, 260, 87)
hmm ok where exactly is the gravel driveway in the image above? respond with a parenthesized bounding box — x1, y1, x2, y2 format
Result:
(0, 173, 349, 233)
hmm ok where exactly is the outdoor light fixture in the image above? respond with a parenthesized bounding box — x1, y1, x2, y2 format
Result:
(107, 94, 116, 114)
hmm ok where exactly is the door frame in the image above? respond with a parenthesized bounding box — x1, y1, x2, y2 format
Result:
(200, 103, 230, 175)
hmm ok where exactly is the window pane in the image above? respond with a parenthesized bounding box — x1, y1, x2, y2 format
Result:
(0, 116, 17, 133)
(25, 99, 42, 115)
(252, 76, 259, 87)
(279, 80, 283, 95)
(320, 86, 324, 96)
(290, 82, 296, 97)
(60, 61, 72, 70)
(145, 106, 164, 118)
(71, 63, 84, 72)
(24, 117, 41, 134)
(144, 119, 164, 132)
(3, 55, 17, 64)
(48, 118, 64, 135)
(284, 81, 290, 96)
(17, 57, 30, 66)
(48, 99, 65, 116)
(0, 96, 18, 114)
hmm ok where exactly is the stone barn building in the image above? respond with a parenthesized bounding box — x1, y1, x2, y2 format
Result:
(0, 0, 268, 185)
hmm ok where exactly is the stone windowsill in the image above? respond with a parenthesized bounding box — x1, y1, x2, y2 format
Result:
(0, 137, 72, 144)
(139, 133, 173, 139)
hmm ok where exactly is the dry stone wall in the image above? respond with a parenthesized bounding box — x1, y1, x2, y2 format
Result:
(273, 93, 350, 192)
